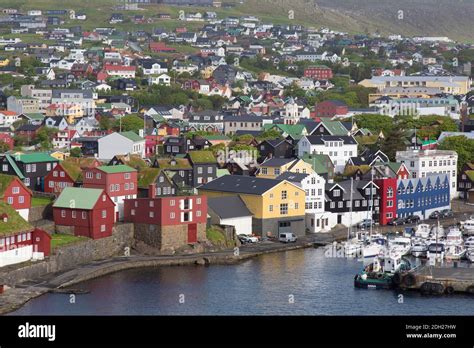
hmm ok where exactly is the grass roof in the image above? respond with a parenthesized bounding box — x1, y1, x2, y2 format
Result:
(155, 158, 192, 169)
(98, 165, 136, 174)
(188, 151, 217, 164)
(138, 168, 161, 188)
(113, 154, 148, 170)
(343, 165, 371, 177)
(0, 174, 15, 198)
(0, 201, 33, 236)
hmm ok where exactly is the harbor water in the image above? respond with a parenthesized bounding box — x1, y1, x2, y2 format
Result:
(11, 248, 474, 315)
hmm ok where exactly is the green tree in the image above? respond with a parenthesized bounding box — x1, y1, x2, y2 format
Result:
(438, 136, 474, 171)
(116, 115, 143, 133)
(70, 147, 82, 158)
(99, 116, 114, 131)
(36, 127, 58, 149)
(381, 128, 407, 161)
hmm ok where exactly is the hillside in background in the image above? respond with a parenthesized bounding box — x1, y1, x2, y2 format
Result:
(231, 0, 474, 42)
(1, 0, 473, 42)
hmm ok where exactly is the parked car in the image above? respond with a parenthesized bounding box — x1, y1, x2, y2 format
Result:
(405, 215, 421, 224)
(358, 219, 375, 229)
(388, 217, 406, 226)
(239, 234, 258, 243)
(440, 209, 454, 218)
(429, 211, 440, 219)
(279, 232, 297, 243)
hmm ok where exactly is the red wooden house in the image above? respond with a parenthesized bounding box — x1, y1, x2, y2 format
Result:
(0, 174, 32, 220)
(313, 100, 349, 119)
(82, 165, 137, 220)
(44, 158, 101, 195)
(149, 42, 176, 53)
(53, 187, 115, 239)
(71, 63, 94, 78)
(0, 201, 51, 267)
(124, 195, 207, 250)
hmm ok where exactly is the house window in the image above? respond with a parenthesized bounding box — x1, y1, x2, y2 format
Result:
(330, 202, 335, 208)
(280, 203, 288, 215)
(125, 183, 129, 190)
(26, 164, 31, 173)
(86, 172, 93, 179)
(125, 173, 131, 179)
(131, 209, 135, 216)
(387, 200, 393, 207)
(149, 211, 154, 218)
(49, 181, 54, 188)
(110, 184, 114, 192)
(82, 211, 86, 219)
(274, 168, 280, 175)
(198, 167, 203, 174)
(101, 225, 106, 232)
(60, 171, 65, 177)
(72, 210, 76, 218)
(102, 210, 107, 218)
(24, 178, 30, 186)
(170, 199, 175, 206)
(2, 164, 7, 172)
(281, 190, 287, 199)
(197, 198, 201, 204)
(387, 187, 393, 198)
(196, 210, 201, 217)
(333, 189, 340, 197)
(7, 197, 13, 204)
(96, 173, 101, 179)
(207, 167, 213, 174)
(18, 196, 24, 204)
(269, 205, 273, 212)
(53, 171, 58, 177)
(149, 200, 154, 207)
(261, 168, 268, 175)
(12, 186, 19, 194)
(61, 209, 66, 217)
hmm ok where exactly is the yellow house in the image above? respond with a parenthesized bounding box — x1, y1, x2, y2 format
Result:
(200, 66, 215, 79)
(0, 57, 10, 67)
(50, 151, 69, 161)
(257, 158, 314, 179)
(198, 175, 306, 237)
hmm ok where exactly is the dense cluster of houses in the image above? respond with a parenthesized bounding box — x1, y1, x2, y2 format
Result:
(0, 3, 473, 268)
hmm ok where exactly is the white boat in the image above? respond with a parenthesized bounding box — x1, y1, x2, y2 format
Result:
(427, 243, 445, 263)
(462, 220, 474, 235)
(344, 240, 363, 257)
(414, 224, 431, 239)
(411, 242, 428, 258)
(389, 236, 412, 256)
(466, 249, 474, 262)
(362, 242, 386, 266)
(446, 227, 463, 246)
(430, 225, 445, 238)
(445, 244, 466, 260)
(464, 237, 474, 249)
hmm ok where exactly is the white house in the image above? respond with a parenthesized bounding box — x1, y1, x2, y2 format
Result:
(277, 171, 327, 233)
(298, 135, 358, 173)
(207, 196, 253, 236)
(141, 61, 168, 76)
(98, 131, 145, 160)
(148, 74, 171, 86)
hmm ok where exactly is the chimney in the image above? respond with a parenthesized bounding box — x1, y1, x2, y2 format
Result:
(148, 183, 156, 198)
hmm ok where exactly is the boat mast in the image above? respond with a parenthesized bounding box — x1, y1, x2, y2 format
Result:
(369, 169, 374, 236)
(348, 177, 353, 240)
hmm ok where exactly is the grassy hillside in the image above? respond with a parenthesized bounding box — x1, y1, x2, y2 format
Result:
(0, 0, 472, 42)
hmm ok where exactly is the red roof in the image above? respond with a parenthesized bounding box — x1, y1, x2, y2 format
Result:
(104, 65, 136, 72)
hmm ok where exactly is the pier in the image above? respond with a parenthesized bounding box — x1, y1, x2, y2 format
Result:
(397, 265, 474, 294)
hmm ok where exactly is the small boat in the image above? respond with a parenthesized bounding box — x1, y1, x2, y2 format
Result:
(427, 243, 445, 262)
(430, 224, 445, 238)
(445, 244, 466, 260)
(465, 249, 474, 262)
(361, 238, 386, 265)
(389, 236, 412, 256)
(411, 242, 428, 258)
(446, 227, 463, 246)
(464, 237, 474, 249)
(462, 220, 474, 235)
(414, 224, 431, 239)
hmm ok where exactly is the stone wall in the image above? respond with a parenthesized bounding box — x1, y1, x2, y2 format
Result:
(0, 223, 134, 286)
(55, 225, 75, 235)
(28, 204, 53, 222)
(134, 223, 206, 251)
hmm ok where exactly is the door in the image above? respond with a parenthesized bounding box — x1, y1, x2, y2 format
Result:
(187, 223, 197, 244)
(337, 215, 342, 224)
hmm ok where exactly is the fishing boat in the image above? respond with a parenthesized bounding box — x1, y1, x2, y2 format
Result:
(414, 224, 431, 239)
(354, 252, 410, 289)
(411, 242, 428, 258)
